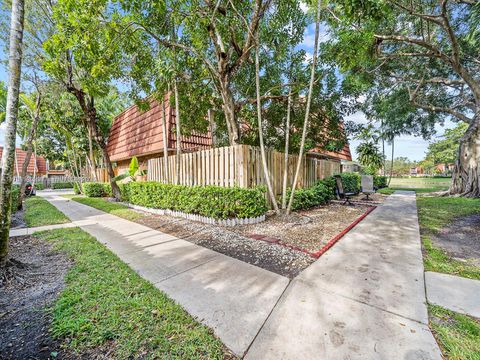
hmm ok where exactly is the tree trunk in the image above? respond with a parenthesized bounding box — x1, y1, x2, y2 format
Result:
(86, 111, 121, 199)
(450, 119, 480, 197)
(174, 80, 181, 185)
(17, 92, 41, 210)
(0, 0, 25, 267)
(255, 29, 279, 214)
(286, 0, 321, 215)
(208, 109, 217, 148)
(281, 87, 292, 209)
(161, 99, 169, 183)
(388, 138, 395, 186)
(87, 126, 98, 181)
(220, 81, 240, 145)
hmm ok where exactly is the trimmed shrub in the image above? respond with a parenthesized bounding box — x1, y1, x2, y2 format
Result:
(52, 182, 74, 189)
(287, 182, 333, 211)
(319, 172, 361, 195)
(82, 182, 110, 197)
(34, 183, 45, 190)
(73, 182, 81, 195)
(373, 175, 388, 189)
(122, 182, 268, 219)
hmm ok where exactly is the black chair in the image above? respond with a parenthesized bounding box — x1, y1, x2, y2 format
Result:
(334, 175, 356, 205)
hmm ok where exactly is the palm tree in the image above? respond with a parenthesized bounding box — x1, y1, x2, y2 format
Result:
(0, 0, 26, 267)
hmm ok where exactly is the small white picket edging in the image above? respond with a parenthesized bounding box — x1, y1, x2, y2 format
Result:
(122, 202, 265, 227)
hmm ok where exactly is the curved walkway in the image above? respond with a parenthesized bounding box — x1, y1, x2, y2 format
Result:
(245, 191, 442, 359)
(38, 190, 441, 358)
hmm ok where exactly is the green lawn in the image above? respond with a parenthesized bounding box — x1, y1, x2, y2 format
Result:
(417, 196, 480, 280)
(389, 177, 451, 189)
(429, 304, 480, 360)
(70, 196, 143, 221)
(24, 196, 70, 227)
(36, 228, 231, 358)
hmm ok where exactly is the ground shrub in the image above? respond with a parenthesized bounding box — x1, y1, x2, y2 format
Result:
(34, 183, 45, 190)
(52, 182, 74, 189)
(287, 183, 333, 211)
(373, 175, 388, 189)
(319, 172, 361, 195)
(122, 182, 268, 219)
(73, 182, 81, 195)
(82, 182, 111, 197)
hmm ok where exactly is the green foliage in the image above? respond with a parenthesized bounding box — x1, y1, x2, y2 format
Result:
(373, 175, 387, 189)
(428, 304, 480, 360)
(71, 197, 142, 222)
(35, 228, 228, 358)
(73, 182, 81, 195)
(34, 183, 45, 190)
(24, 197, 70, 227)
(122, 182, 268, 219)
(82, 182, 111, 197)
(423, 236, 480, 280)
(52, 182, 74, 189)
(10, 185, 21, 209)
(357, 141, 384, 173)
(424, 123, 469, 167)
(113, 156, 146, 182)
(287, 183, 333, 211)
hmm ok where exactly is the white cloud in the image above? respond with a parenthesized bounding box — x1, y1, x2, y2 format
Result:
(299, 1, 309, 13)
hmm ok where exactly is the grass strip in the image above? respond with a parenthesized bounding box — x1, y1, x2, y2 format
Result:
(429, 304, 480, 360)
(24, 196, 70, 227)
(36, 228, 231, 358)
(70, 196, 143, 221)
(423, 237, 480, 280)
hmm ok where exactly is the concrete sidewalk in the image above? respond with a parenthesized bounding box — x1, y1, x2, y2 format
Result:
(426, 271, 480, 318)
(38, 192, 289, 356)
(245, 191, 442, 359)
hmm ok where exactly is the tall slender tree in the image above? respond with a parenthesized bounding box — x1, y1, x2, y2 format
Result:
(0, 0, 25, 267)
(286, 0, 322, 214)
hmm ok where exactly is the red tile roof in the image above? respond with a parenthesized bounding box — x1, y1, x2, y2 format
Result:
(107, 95, 212, 162)
(108, 94, 351, 162)
(0, 147, 47, 175)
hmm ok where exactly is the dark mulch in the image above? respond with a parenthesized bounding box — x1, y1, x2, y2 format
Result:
(10, 207, 26, 230)
(430, 214, 480, 265)
(0, 235, 72, 360)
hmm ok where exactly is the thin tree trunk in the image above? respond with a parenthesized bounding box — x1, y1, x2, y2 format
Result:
(286, 0, 321, 215)
(220, 82, 240, 145)
(17, 92, 41, 210)
(86, 112, 121, 199)
(208, 109, 217, 148)
(88, 126, 98, 181)
(0, 0, 25, 267)
(161, 99, 169, 183)
(255, 29, 279, 214)
(174, 80, 181, 185)
(388, 138, 395, 186)
(281, 86, 293, 209)
(381, 119, 385, 176)
(450, 118, 480, 197)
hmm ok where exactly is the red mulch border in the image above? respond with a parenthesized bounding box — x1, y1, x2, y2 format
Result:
(247, 206, 377, 259)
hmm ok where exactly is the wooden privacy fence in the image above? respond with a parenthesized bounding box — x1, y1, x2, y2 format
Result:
(147, 145, 340, 195)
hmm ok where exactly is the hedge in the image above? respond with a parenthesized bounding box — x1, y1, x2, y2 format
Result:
(318, 173, 389, 196)
(82, 182, 111, 197)
(374, 176, 388, 189)
(52, 182, 74, 189)
(121, 182, 268, 219)
(287, 182, 333, 211)
(34, 183, 45, 190)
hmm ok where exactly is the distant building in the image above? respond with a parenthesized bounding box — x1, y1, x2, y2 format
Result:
(0, 147, 47, 176)
(342, 160, 361, 173)
(107, 95, 352, 175)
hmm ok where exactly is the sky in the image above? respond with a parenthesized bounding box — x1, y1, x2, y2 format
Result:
(0, 6, 456, 162)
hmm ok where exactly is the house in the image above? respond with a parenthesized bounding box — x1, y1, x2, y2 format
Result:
(0, 147, 47, 176)
(107, 95, 212, 175)
(107, 95, 352, 175)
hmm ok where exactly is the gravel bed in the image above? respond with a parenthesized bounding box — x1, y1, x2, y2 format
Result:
(235, 204, 373, 253)
(137, 215, 314, 278)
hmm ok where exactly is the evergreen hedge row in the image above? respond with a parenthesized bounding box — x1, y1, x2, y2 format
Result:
(121, 182, 268, 219)
(52, 182, 74, 189)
